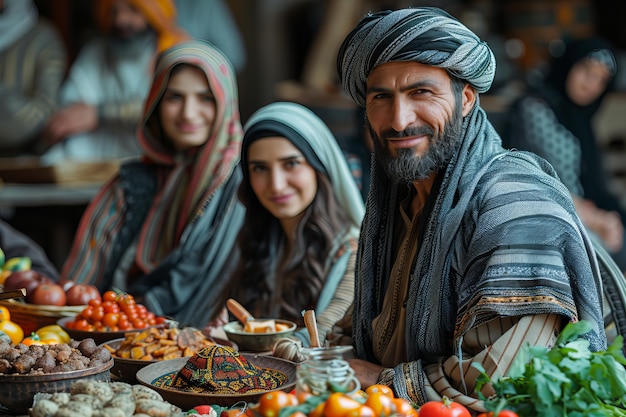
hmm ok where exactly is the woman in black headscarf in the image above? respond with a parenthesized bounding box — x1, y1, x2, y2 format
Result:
(507, 37, 626, 269)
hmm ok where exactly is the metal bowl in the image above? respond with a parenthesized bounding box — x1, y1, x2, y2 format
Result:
(136, 354, 296, 408)
(222, 319, 297, 353)
(0, 358, 113, 415)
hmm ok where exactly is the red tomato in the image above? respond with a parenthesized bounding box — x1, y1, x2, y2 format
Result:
(30, 283, 67, 306)
(419, 398, 471, 417)
(193, 405, 214, 414)
(477, 411, 519, 417)
(257, 391, 298, 417)
(66, 284, 101, 306)
(323, 393, 362, 417)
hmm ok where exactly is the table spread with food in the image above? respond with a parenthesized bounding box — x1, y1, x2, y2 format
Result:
(0, 249, 625, 417)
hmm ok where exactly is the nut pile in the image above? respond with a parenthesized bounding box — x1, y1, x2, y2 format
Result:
(0, 338, 111, 375)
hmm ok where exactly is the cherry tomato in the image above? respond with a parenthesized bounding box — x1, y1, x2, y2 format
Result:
(103, 312, 119, 328)
(343, 405, 376, 417)
(323, 393, 362, 417)
(391, 398, 418, 416)
(73, 318, 92, 331)
(257, 391, 298, 417)
(307, 403, 325, 417)
(88, 298, 102, 308)
(21, 333, 45, 346)
(92, 306, 105, 322)
(365, 384, 395, 398)
(365, 392, 393, 416)
(419, 398, 470, 417)
(103, 290, 118, 302)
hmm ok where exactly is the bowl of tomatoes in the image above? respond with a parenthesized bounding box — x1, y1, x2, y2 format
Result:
(58, 290, 167, 344)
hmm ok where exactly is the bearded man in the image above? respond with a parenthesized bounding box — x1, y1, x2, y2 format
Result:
(334, 7, 606, 412)
(42, 0, 188, 163)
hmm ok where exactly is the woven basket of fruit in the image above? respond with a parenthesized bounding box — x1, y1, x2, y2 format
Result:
(0, 270, 101, 335)
(0, 299, 85, 336)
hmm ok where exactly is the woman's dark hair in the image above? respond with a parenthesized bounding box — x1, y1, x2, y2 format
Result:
(226, 170, 349, 326)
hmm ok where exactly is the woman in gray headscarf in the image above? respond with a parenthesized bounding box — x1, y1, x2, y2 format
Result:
(220, 102, 364, 346)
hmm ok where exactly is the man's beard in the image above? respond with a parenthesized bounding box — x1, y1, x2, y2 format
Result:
(369, 107, 463, 184)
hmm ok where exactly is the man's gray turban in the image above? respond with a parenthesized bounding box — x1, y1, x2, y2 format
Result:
(337, 7, 496, 107)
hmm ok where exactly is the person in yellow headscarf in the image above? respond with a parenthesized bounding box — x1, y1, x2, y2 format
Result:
(41, 0, 189, 163)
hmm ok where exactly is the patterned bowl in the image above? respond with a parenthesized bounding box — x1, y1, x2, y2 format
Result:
(136, 354, 296, 408)
(0, 358, 113, 415)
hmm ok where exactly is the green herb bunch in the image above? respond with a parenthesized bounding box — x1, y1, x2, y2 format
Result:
(474, 320, 626, 417)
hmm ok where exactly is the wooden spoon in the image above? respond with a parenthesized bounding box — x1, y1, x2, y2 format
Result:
(0, 288, 26, 301)
(303, 309, 320, 348)
(226, 298, 254, 325)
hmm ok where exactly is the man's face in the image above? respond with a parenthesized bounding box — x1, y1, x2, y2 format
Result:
(110, 0, 149, 39)
(365, 61, 473, 183)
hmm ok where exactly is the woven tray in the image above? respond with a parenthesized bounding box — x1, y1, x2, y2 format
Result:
(0, 299, 84, 336)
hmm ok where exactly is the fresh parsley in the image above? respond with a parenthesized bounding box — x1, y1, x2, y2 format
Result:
(474, 320, 626, 417)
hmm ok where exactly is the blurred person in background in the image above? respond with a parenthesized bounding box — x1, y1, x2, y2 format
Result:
(506, 37, 626, 270)
(41, 0, 188, 164)
(0, 0, 67, 156)
(174, 0, 246, 73)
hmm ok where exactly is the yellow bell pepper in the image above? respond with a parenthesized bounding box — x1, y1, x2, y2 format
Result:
(0, 319, 23, 345)
(34, 324, 70, 344)
(0, 306, 10, 322)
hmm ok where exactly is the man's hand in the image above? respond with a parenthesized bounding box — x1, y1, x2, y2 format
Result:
(43, 103, 98, 145)
(202, 307, 229, 340)
(573, 196, 624, 252)
(348, 358, 385, 389)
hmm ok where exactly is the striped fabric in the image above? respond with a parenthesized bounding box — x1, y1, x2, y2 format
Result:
(336, 7, 606, 412)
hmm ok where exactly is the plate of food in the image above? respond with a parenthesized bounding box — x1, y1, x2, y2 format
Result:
(136, 345, 297, 408)
(58, 316, 166, 345)
(102, 326, 238, 384)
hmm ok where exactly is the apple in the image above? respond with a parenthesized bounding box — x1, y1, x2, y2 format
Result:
(66, 284, 101, 306)
(30, 283, 67, 306)
(3, 270, 54, 300)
